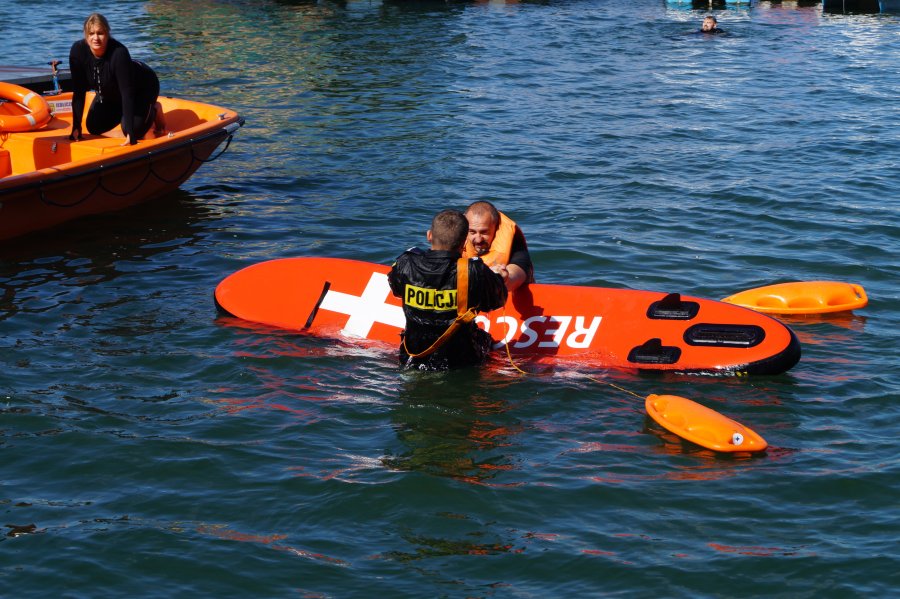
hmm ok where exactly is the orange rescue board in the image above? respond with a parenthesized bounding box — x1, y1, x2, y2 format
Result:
(214, 257, 801, 375)
(645, 394, 768, 453)
(722, 281, 867, 315)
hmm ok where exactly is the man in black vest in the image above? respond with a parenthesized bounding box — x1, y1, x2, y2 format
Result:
(388, 210, 508, 370)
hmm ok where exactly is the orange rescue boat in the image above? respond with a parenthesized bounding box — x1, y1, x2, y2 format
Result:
(0, 83, 243, 241)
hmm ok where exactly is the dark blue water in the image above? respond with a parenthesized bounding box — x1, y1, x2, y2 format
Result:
(2, 1, 898, 596)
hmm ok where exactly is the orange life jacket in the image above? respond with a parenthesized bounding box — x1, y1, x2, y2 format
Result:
(463, 211, 518, 267)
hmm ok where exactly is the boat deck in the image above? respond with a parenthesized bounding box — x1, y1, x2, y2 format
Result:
(1, 93, 227, 178)
(0, 119, 139, 177)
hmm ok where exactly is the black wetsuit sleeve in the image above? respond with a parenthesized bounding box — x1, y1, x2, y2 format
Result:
(388, 255, 406, 299)
(468, 260, 508, 312)
(69, 41, 89, 134)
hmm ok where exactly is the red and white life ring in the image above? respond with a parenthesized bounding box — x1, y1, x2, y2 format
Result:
(0, 82, 52, 132)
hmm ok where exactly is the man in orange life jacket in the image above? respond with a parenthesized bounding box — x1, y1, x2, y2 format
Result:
(388, 209, 508, 370)
(463, 201, 535, 292)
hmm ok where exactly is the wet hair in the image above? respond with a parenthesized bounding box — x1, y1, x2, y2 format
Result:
(431, 210, 469, 250)
(465, 200, 501, 229)
(83, 13, 111, 36)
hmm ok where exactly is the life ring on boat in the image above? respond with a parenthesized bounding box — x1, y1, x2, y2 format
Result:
(0, 82, 52, 132)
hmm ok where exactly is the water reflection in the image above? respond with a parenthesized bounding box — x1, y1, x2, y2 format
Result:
(0, 190, 221, 323)
(379, 520, 520, 563)
(753, 1, 825, 25)
(664, 0, 751, 13)
(195, 522, 349, 565)
(778, 313, 867, 338)
(384, 369, 523, 486)
(209, 326, 395, 417)
(142, 0, 480, 244)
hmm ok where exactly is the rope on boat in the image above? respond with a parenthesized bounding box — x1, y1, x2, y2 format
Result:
(99, 158, 155, 197)
(195, 132, 235, 164)
(148, 132, 236, 185)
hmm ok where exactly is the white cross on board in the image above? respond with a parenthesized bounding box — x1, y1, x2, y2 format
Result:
(318, 272, 405, 338)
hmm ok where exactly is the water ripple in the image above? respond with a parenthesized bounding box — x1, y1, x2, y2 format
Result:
(2, 0, 899, 596)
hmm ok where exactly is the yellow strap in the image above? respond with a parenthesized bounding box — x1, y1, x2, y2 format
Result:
(403, 258, 476, 359)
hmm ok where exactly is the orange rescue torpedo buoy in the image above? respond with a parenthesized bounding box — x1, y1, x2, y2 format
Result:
(722, 281, 867, 315)
(645, 394, 768, 453)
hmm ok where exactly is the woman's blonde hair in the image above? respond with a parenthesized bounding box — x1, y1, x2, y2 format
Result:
(83, 13, 111, 36)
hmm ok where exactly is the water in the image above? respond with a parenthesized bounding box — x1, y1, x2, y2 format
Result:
(2, 0, 899, 596)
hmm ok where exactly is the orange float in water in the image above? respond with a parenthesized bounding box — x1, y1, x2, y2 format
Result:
(722, 281, 867, 315)
(645, 394, 768, 453)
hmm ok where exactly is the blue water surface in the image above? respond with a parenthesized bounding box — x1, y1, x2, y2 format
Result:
(1, 0, 898, 596)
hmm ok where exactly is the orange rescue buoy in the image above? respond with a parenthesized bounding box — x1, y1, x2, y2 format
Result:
(722, 281, 867, 315)
(645, 394, 768, 453)
(0, 82, 52, 132)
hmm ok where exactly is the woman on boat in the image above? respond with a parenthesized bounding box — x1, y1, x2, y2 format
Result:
(68, 13, 165, 145)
